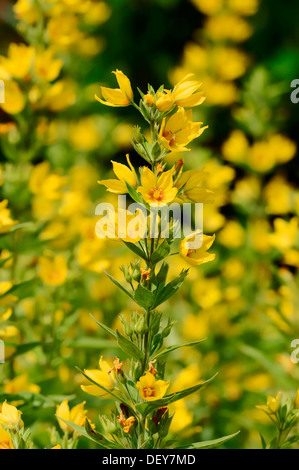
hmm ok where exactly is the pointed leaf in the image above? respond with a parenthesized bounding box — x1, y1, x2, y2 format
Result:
(89, 313, 117, 339)
(116, 330, 143, 361)
(152, 338, 206, 360)
(103, 269, 134, 301)
(178, 431, 240, 449)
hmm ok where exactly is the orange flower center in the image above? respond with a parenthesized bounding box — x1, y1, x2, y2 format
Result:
(149, 187, 164, 202)
(143, 386, 156, 398)
(163, 130, 176, 147)
(187, 249, 197, 257)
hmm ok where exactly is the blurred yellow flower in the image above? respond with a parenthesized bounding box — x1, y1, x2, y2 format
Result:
(39, 254, 68, 286)
(0, 43, 33, 80)
(222, 130, 249, 163)
(269, 217, 298, 252)
(191, 0, 223, 15)
(205, 14, 252, 42)
(218, 221, 245, 249)
(0, 200, 18, 234)
(69, 117, 100, 151)
(0, 81, 25, 115)
(4, 374, 40, 395)
(13, 0, 39, 24)
(34, 48, 63, 82)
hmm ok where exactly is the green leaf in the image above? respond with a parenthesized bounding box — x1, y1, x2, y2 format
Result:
(259, 433, 267, 449)
(123, 241, 148, 261)
(0, 278, 40, 300)
(136, 373, 217, 414)
(239, 344, 296, 388)
(57, 417, 118, 448)
(0, 256, 12, 268)
(125, 181, 149, 209)
(152, 339, 206, 360)
(178, 431, 240, 449)
(64, 337, 119, 350)
(151, 240, 171, 265)
(116, 330, 143, 362)
(134, 284, 156, 310)
(6, 341, 45, 359)
(154, 269, 188, 308)
(156, 262, 169, 285)
(103, 269, 134, 301)
(89, 313, 117, 339)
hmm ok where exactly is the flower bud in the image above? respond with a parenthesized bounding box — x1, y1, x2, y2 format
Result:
(135, 314, 148, 335)
(133, 126, 144, 144)
(99, 415, 117, 434)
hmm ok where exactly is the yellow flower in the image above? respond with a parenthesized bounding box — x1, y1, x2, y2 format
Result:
(69, 117, 100, 151)
(269, 217, 298, 252)
(136, 371, 170, 402)
(34, 48, 63, 82)
(137, 167, 177, 205)
(144, 94, 156, 107)
(175, 170, 214, 203)
(41, 79, 76, 112)
(205, 13, 252, 42)
(159, 108, 207, 152)
(295, 389, 299, 408)
(172, 74, 205, 108)
(13, 0, 39, 24)
(218, 220, 245, 249)
(0, 401, 23, 429)
(222, 130, 249, 163)
(39, 254, 68, 286)
(156, 74, 205, 112)
(0, 427, 14, 449)
(81, 356, 115, 396)
(268, 134, 297, 164)
(95, 70, 133, 107)
(267, 393, 281, 414)
(191, 0, 223, 15)
(56, 400, 91, 434)
(0, 43, 33, 80)
(0, 81, 25, 115)
(0, 200, 18, 234)
(51, 444, 61, 449)
(98, 154, 138, 193)
(179, 232, 215, 266)
(29, 161, 66, 200)
(4, 373, 40, 394)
